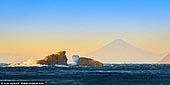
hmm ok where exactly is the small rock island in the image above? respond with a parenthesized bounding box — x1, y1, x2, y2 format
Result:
(72, 55, 103, 66)
(36, 51, 68, 65)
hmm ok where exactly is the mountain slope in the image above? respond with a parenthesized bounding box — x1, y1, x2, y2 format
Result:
(85, 39, 161, 64)
(0, 53, 27, 63)
(159, 53, 170, 64)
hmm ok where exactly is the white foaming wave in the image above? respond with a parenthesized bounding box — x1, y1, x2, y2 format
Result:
(72, 55, 80, 66)
(9, 59, 48, 67)
(9, 59, 69, 67)
(54, 64, 69, 67)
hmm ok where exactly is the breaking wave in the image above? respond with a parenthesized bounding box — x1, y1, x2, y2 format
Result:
(9, 59, 47, 67)
(6, 59, 68, 67)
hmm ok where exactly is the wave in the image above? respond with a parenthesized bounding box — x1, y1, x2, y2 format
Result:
(1, 60, 169, 71)
(7, 59, 70, 67)
(0, 63, 9, 67)
(9, 59, 47, 67)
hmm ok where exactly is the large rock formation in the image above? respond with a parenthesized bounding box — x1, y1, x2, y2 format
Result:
(78, 57, 103, 66)
(36, 51, 68, 65)
(36, 51, 103, 66)
(72, 55, 103, 66)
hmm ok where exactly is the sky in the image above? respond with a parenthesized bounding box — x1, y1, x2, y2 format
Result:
(0, 0, 170, 60)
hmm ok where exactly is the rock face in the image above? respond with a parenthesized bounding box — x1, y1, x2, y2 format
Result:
(77, 57, 103, 66)
(36, 51, 68, 65)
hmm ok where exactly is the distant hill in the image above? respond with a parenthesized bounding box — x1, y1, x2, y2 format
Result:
(0, 53, 27, 63)
(159, 53, 170, 64)
(84, 39, 162, 64)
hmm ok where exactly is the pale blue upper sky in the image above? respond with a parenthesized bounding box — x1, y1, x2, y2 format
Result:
(0, 0, 170, 55)
(1, 0, 169, 31)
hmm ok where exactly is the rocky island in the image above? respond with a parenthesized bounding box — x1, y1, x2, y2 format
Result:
(36, 51, 68, 65)
(72, 55, 103, 66)
(36, 51, 103, 66)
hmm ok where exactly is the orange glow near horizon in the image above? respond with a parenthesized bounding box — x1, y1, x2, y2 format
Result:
(0, 37, 169, 57)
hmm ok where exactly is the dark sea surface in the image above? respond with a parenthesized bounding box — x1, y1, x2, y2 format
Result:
(0, 64, 170, 85)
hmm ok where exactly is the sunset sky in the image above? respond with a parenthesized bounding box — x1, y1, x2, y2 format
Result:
(0, 0, 170, 59)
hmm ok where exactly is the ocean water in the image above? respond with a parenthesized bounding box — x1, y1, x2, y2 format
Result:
(0, 64, 170, 85)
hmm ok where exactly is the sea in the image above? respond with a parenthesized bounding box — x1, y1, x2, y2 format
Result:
(0, 64, 170, 85)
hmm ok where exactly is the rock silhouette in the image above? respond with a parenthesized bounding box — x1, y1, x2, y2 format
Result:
(36, 51, 68, 65)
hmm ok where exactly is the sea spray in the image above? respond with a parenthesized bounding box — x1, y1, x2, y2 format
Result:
(9, 58, 47, 67)
(8, 58, 70, 67)
(72, 55, 80, 66)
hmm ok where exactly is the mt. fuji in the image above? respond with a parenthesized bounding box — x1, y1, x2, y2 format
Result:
(85, 39, 162, 64)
